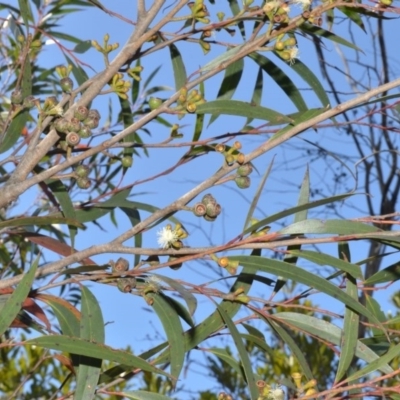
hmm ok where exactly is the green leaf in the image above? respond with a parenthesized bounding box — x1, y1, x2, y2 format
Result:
(152, 274, 197, 317)
(215, 302, 258, 400)
(364, 261, 400, 285)
(335, 275, 359, 382)
(0, 216, 83, 229)
(263, 315, 314, 381)
(208, 58, 244, 125)
(275, 313, 393, 374)
(207, 347, 245, 376)
(287, 250, 363, 279)
(74, 40, 92, 53)
(242, 193, 353, 235)
(150, 293, 184, 383)
(269, 107, 326, 142)
(18, 0, 32, 29)
(365, 295, 387, 337)
(249, 53, 307, 112)
(279, 219, 381, 235)
(290, 59, 330, 107)
(169, 44, 186, 91)
(344, 342, 400, 382)
(0, 254, 39, 336)
(42, 176, 78, 249)
(0, 110, 30, 154)
(35, 294, 80, 337)
(27, 336, 170, 376)
(241, 333, 275, 357)
(196, 100, 292, 124)
(300, 23, 362, 51)
(228, 0, 246, 39)
(338, 7, 365, 31)
(120, 207, 141, 266)
(232, 256, 385, 329)
(152, 252, 262, 367)
(75, 286, 105, 400)
(120, 391, 174, 400)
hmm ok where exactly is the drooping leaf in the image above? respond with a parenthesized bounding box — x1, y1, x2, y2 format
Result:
(75, 286, 105, 400)
(287, 250, 363, 279)
(242, 193, 353, 235)
(26, 336, 171, 376)
(275, 313, 392, 374)
(279, 219, 381, 236)
(215, 302, 258, 400)
(149, 293, 184, 383)
(169, 44, 186, 91)
(364, 261, 400, 285)
(335, 275, 359, 382)
(0, 254, 39, 336)
(290, 59, 330, 108)
(196, 100, 292, 124)
(208, 58, 244, 125)
(152, 274, 197, 317)
(35, 293, 81, 337)
(232, 256, 385, 330)
(249, 52, 307, 112)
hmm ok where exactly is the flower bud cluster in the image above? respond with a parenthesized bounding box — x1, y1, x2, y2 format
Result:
(291, 373, 317, 397)
(109, 257, 136, 293)
(188, 0, 210, 24)
(263, 1, 290, 24)
(192, 193, 222, 222)
(127, 65, 144, 82)
(110, 73, 131, 100)
(175, 87, 206, 115)
(216, 256, 239, 275)
(91, 33, 119, 55)
(215, 141, 245, 166)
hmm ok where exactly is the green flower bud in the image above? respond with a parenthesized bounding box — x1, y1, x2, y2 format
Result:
(78, 126, 92, 139)
(76, 177, 91, 189)
(235, 176, 251, 189)
(75, 164, 90, 178)
(148, 97, 162, 110)
(121, 155, 133, 168)
(74, 106, 89, 121)
(60, 77, 73, 93)
(11, 88, 23, 105)
(66, 132, 81, 147)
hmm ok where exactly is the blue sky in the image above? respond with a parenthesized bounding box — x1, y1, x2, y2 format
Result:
(2, 0, 400, 397)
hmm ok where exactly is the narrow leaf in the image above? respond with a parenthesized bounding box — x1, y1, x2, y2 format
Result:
(27, 336, 170, 376)
(196, 100, 292, 124)
(287, 250, 363, 279)
(209, 58, 244, 125)
(216, 303, 258, 400)
(152, 274, 197, 317)
(249, 53, 307, 112)
(279, 219, 381, 235)
(169, 44, 186, 91)
(242, 193, 353, 235)
(150, 293, 185, 383)
(335, 275, 359, 382)
(232, 256, 385, 329)
(290, 59, 330, 107)
(275, 312, 392, 374)
(0, 254, 39, 336)
(35, 294, 80, 337)
(75, 287, 105, 400)
(364, 261, 400, 285)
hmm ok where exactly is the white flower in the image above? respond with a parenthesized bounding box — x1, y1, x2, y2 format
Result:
(288, 47, 300, 65)
(268, 386, 285, 400)
(292, 0, 311, 9)
(157, 226, 178, 249)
